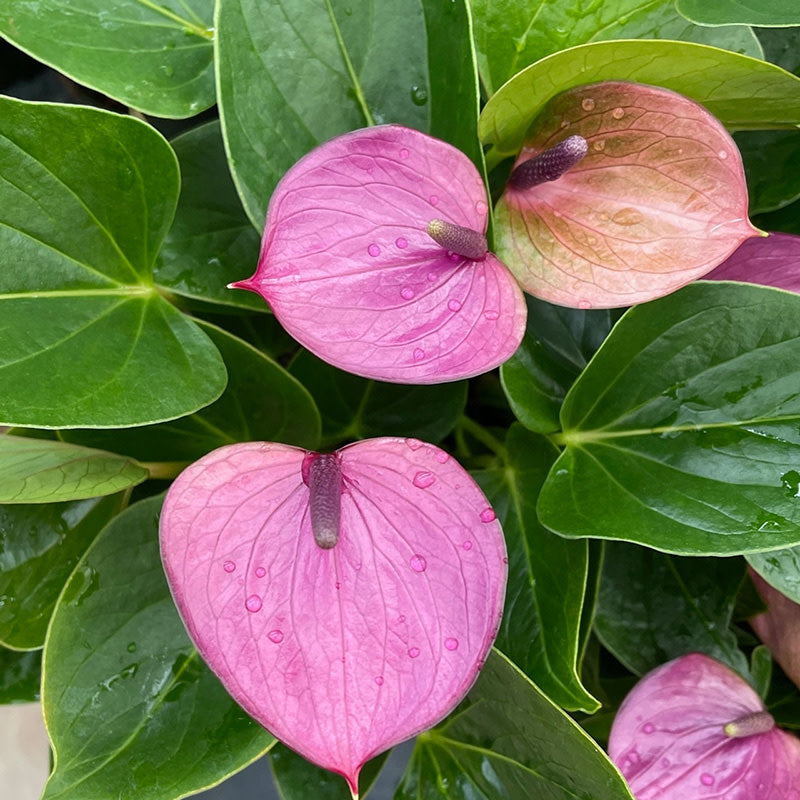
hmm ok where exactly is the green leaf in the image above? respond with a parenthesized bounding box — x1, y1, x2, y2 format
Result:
(751, 645, 773, 699)
(748, 545, 800, 603)
(474, 425, 598, 713)
(62, 321, 321, 461)
(0, 0, 214, 118)
(0, 648, 42, 703)
(594, 542, 749, 678)
(155, 121, 264, 311)
(758, 27, 800, 75)
(479, 39, 800, 160)
(289, 350, 465, 447)
(0, 97, 227, 428)
(216, 0, 481, 226)
(538, 282, 800, 555)
(677, 0, 800, 27)
(0, 495, 123, 650)
(395, 649, 633, 800)
(42, 495, 274, 800)
(0, 435, 148, 503)
(471, 0, 763, 98)
(269, 743, 389, 800)
(500, 298, 620, 434)
(736, 130, 800, 214)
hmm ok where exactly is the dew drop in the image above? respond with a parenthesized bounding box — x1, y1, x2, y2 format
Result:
(410, 554, 428, 572)
(127, 642, 137, 653)
(368, 243, 381, 257)
(577, 299, 592, 309)
(374, 675, 385, 686)
(611, 107, 625, 119)
(401, 287, 415, 300)
(396, 237, 408, 249)
(429, 194, 439, 206)
(612, 208, 644, 226)
(255, 566, 266, 578)
(223, 560, 236, 573)
(480, 507, 497, 523)
(435, 450, 450, 463)
(405, 438, 424, 451)
(700, 774, 714, 787)
(267, 629, 284, 644)
(462, 540, 473, 551)
(475, 200, 488, 215)
(408, 647, 421, 659)
(445, 637, 459, 651)
(592, 140, 605, 152)
(484, 309, 500, 321)
(397, 615, 406, 624)
(560, 119, 570, 129)
(245, 595, 262, 613)
(413, 471, 436, 489)
(718, 150, 728, 160)
(581, 97, 596, 111)
(413, 348, 425, 361)
(399, 148, 410, 159)
(643, 723, 655, 734)
(410, 85, 428, 106)
(448, 299, 462, 312)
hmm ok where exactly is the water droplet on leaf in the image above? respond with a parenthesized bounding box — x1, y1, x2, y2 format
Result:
(612, 107, 625, 119)
(411, 85, 428, 106)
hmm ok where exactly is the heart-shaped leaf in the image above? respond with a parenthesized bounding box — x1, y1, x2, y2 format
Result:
(232, 125, 526, 384)
(160, 438, 507, 794)
(609, 653, 800, 799)
(494, 81, 758, 308)
(705, 232, 800, 293)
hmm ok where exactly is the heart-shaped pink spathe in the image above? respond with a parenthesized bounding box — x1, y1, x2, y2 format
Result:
(609, 653, 800, 799)
(495, 81, 760, 309)
(705, 232, 800, 293)
(159, 437, 507, 795)
(230, 125, 527, 384)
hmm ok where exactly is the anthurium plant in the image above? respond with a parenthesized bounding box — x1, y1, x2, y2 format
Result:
(3, 2, 800, 799)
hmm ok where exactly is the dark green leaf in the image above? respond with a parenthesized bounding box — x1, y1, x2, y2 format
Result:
(155, 121, 264, 311)
(677, 0, 800, 27)
(736, 130, 800, 214)
(0, 97, 226, 428)
(289, 350, 465, 447)
(0, 495, 123, 650)
(472, 0, 762, 98)
(62, 321, 321, 461)
(538, 282, 800, 555)
(474, 425, 598, 712)
(500, 298, 620, 433)
(0, 435, 147, 503)
(41, 495, 274, 800)
(758, 27, 800, 74)
(0, 0, 215, 117)
(0, 648, 41, 703)
(748, 545, 800, 603)
(216, 0, 481, 226)
(395, 649, 633, 800)
(751, 645, 773, 699)
(594, 542, 749, 677)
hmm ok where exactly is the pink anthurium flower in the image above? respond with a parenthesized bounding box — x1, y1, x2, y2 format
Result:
(159, 437, 506, 797)
(231, 125, 527, 384)
(495, 81, 760, 309)
(609, 653, 800, 799)
(705, 232, 800, 293)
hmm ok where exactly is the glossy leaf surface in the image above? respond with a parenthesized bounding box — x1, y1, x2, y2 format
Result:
(705, 233, 800, 293)
(289, 350, 466, 446)
(234, 126, 526, 384)
(42, 495, 274, 800)
(471, 0, 762, 97)
(538, 282, 800, 555)
(0, 435, 147, 503)
(0, 495, 123, 650)
(595, 543, 749, 677)
(479, 40, 800, 159)
(396, 649, 633, 800)
(474, 425, 598, 712)
(748, 546, 800, 605)
(160, 438, 507, 793)
(217, 0, 481, 227)
(0, 97, 226, 428)
(495, 81, 757, 308)
(609, 653, 800, 799)
(0, 649, 41, 704)
(0, 0, 215, 117)
(677, 0, 800, 27)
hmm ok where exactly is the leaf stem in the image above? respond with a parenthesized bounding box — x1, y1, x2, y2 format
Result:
(134, 0, 214, 39)
(458, 416, 507, 461)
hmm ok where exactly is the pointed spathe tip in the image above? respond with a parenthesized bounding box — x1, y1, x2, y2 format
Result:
(228, 277, 256, 292)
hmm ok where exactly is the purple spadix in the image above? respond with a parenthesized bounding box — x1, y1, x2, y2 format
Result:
(508, 134, 588, 190)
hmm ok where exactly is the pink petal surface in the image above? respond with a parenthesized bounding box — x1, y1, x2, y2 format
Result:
(495, 81, 759, 309)
(609, 653, 800, 799)
(705, 233, 800, 293)
(159, 438, 507, 794)
(751, 570, 800, 690)
(232, 125, 526, 384)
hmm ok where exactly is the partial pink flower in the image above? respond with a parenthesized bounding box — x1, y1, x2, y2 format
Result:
(705, 232, 800, 293)
(159, 437, 507, 795)
(609, 653, 800, 799)
(232, 125, 526, 384)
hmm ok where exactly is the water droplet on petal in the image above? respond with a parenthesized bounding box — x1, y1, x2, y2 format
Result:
(700, 774, 714, 786)
(611, 107, 625, 119)
(396, 237, 408, 249)
(593, 140, 605, 152)
(427, 271, 437, 282)
(410, 554, 428, 572)
(448, 299, 462, 312)
(397, 615, 406, 624)
(368, 243, 381, 257)
(405, 438, 424, 451)
(445, 637, 459, 651)
(429, 195, 439, 206)
(578, 299, 592, 309)
(413, 348, 425, 361)
(435, 450, 449, 463)
(560, 119, 570, 129)
(255, 566, 266, 578)
(374, 675, 385, 686)
(223, 561, 236, 573)
(267, 629, 284, 643)
(484, 310, 499, 321)
(408, 647, 421, 659)
(612, 208, 644, 226)
(582, 97, 596, 111)
(401, 287, 414, 300)
(480, 508, 497, 523)
(413, 471, 436, 489)
(718, 150, 728, 160)
(245, 595, 262, 613)
(475, 200, 488, 215)
(462, 540, 472, 550)
(399, 148, 410, 159)
(643, 723, 655, 734)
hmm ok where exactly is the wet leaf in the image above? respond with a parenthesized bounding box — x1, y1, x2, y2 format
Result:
(748, 545, 800, 605)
